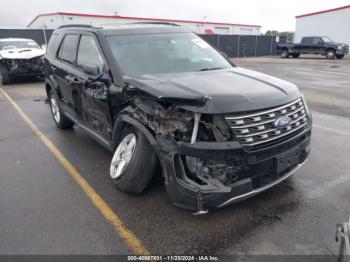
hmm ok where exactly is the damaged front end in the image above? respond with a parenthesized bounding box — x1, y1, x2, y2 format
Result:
(120, 87, 312, 213)
(1, 56, 44, 77)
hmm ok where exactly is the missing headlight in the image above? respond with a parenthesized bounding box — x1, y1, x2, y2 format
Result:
(185, 156, 202, 174)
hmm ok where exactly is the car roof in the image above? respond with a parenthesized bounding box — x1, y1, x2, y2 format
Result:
(0, 38, 36, 42)
(56, 23, 192, 36)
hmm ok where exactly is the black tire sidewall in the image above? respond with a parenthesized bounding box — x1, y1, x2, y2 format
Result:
(112, 126, 157, 194)
(281, 50, 289, 58)
(49, 89, 73, 129)
(0, 65, 10, 85)
(326, 50, 335, 59)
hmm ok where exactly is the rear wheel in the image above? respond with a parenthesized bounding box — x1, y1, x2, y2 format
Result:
(280, 49, 289, 58)
(292, 53, 300, 58)
(326, 49, 336, 59)
(0, 65, 11, 85)
(49, 89, 74, 129)
(336, 54, 345, 59)
(110, 126, 157, 194)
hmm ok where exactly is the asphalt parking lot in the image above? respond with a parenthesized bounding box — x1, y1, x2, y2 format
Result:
(1, 55, 350, 258)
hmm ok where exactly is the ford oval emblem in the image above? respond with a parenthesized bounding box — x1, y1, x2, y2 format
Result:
(274, 116, 292, 129)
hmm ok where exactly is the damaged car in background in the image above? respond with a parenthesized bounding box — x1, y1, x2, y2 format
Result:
(44, 23, 312, 213)
(0, 38, 45, 84)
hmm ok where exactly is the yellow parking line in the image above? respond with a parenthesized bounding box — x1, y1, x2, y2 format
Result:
(314, 124, 350, 136)
(0, 88, 150, 256)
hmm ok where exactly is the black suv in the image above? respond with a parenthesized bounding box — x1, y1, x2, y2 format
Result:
(44, 24, 312, 213)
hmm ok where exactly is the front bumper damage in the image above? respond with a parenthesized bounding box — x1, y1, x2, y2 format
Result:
(156, 125, 311, 212)
(2, 57, 44, 77)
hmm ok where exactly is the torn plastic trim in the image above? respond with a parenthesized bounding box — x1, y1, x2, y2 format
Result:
(159, 129, 311, 211)
(218, 158, 309, 208)
(111, 113, 158, 150)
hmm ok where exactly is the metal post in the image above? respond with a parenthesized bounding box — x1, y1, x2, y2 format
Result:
(42, 24, 48, 46)
(255, 35, 258, 57)
(237, 35, 240, 58)
(270, 35, 273, 56)
(217, 34, 220, 50)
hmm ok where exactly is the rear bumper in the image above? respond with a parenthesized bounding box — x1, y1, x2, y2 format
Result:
(158, 123, 312, 211)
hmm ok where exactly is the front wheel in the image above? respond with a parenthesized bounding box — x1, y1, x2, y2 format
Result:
(326, 50, 336, 59)
(292, 53, 300, 58)
(0, 65, 11, 85)
(336, 54, 345, 59)
(49, 89, 74, 129)
(110, 126, 157, 194)
(280, 49, 289, 58)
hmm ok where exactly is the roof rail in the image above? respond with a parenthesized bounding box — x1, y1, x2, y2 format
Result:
(128, 21, 179, 26)
(57, 24, 100, 29)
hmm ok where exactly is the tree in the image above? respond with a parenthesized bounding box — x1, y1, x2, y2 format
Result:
(265, 30, 295, 42)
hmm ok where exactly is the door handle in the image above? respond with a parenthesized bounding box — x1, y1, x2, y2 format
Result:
(65, 75, 85, 85)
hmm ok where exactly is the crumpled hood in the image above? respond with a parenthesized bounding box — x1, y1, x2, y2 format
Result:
(125, 67, 301, 114)
(0, 48, 45, 59)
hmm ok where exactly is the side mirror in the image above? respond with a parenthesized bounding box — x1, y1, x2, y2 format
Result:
(82, 64, 100, 76)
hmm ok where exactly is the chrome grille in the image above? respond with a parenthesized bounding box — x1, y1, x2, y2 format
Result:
(225, 99, 307, 147)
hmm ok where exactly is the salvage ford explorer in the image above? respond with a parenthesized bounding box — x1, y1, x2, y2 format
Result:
(44, 23, 312, 213)
(0, 38, 45, 84)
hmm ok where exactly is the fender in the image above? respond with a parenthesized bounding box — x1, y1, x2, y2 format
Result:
(111, 114, 157, 151)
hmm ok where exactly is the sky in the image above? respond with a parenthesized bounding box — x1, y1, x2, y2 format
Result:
(0, 0, 349, 32)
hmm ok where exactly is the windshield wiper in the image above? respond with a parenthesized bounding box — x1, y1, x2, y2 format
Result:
(198, 67, 225, 72)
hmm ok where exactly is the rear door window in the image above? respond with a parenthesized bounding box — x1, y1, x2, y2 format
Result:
(58, 34, 79, 64)
(312, 37, 322, 45)
(302, 37, 312, 45)
(77, 35, 104, 74)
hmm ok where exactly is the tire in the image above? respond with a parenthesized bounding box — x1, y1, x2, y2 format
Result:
(292, 53, 300, 58)
(336, 54, 345, 59)
(280, 49, 289, 58)
(0, 65, 11, 85)
(49, 89, 74, 129)
(110, 126, 157, 194)
(326, 49, 336, 59)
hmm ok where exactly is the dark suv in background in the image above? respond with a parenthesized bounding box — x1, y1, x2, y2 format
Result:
(277, 36, 349, 59)
(44, 23, 312, 213)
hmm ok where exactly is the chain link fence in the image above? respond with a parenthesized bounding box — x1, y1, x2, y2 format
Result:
(0, 29, 53, 46)
(199, 34, 288, 58)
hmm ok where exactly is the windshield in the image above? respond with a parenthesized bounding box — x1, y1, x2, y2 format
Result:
(107, 33, 232, 76)
(321, 37, 333, 43)
(0, 40, 40, 51)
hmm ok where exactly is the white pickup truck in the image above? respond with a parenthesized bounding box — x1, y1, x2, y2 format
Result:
(0, 38, 45, 84)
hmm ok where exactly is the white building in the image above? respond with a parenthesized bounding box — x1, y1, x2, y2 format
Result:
(27, 12, 261, 35)
(295, 5, 350, 45)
